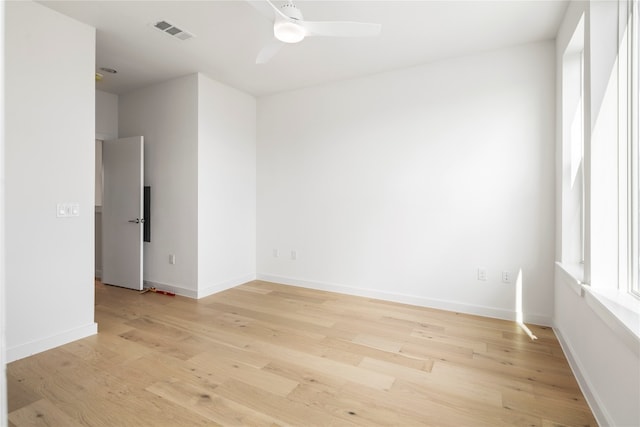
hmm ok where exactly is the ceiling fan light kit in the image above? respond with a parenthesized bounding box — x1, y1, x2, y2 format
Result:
(274, 20, 306, 43)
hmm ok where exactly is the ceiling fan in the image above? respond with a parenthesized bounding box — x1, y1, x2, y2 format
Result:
(247, 0, 382, 64)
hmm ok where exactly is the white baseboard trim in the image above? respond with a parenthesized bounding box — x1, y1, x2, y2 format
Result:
(257, 273, 552, 326)
(142, 274, 257, 300)
(197, 273, 257, 299)
(553, 325, 612, 427)
(143, 280, 197, 298)
(7, 322, 98, 363)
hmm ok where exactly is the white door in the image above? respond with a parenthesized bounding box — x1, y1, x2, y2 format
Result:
(102, 136, 144, 290)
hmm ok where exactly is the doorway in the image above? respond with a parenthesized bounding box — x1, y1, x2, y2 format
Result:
(96, 137, 145, 291)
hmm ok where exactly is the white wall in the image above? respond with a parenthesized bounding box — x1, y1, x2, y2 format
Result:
(94, 90, 117, 277)
(95, 90, 118, 207)
(5, 0, 97, 362)
(1, 0, 6, 422)
(257, 41, 556, 324)
(119, 73, 257, 297)
(554, 2, 640, 426)
(96, 90, 118, 141)
(555, 269, 639, 427)
(197, 74, 256, 297)
(119, 75, 199, 296)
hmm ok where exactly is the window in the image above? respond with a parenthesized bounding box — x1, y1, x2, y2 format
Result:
(576, 50, 585, 265)
(619, 0, 640, 299)
(630, 0, 640, 297)
(562, 1, 640, 301)
(561, 15, 585, 275)
(558, 0, 640, 349)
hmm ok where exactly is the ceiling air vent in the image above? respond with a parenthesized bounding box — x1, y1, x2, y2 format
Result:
(153, 20, 194, 41)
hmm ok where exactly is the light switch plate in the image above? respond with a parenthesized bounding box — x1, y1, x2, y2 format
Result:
(57, 203, 67, 217)
(57, 202, 80, 218)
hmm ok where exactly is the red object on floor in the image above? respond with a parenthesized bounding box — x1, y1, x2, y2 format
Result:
(149, 287, 175, 296)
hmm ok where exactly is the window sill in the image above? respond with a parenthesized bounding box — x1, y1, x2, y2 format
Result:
(556, 261, 585, 296)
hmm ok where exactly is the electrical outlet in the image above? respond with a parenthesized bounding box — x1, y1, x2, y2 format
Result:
(169, 254, 176, 265)
(273, 248, 279, 258)
(502, 271, 510, 283)
(477, 268, 487, 281)
(291, 250, 297, 260)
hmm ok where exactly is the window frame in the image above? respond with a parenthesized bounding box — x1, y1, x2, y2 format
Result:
(560, 13, 586, 277)
(630, 0, 640, 297)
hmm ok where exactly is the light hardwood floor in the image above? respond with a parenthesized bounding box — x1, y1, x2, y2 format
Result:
(8, 280, 596, 426)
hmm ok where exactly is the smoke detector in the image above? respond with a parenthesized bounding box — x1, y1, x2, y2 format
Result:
(152, 20, 195, 41)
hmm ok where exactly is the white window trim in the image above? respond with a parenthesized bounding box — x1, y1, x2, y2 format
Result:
(557, 261, 584, 296)
(629, 0, 640, 298)
(560, 13, 586, 275)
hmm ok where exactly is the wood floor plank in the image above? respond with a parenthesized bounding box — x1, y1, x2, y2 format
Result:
(502, 389, 598, 426)
(210, 289, 336, 327)
(411, 326, 489, 353)
(6, 373, 42, 413)
(188, 353, 299, 397)
(351, 333, 404, 353)
(146, 378, 284, 427)
(7, 280, 597, 426)
(245, 339, 397, 391)
(118, 328, 201, 361)
(340, 379, 505, 427)
(358, 356, 435, 385)
(215, 378, 360, 427)
(320, 336, 431, 370)
(9, 347, 213, 426)
(9, 399, 84, 427)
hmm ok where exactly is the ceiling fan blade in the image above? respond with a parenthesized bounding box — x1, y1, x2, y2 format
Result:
(246, 0, 288, 21)
(256, 39, 285, 64)
(301, 20, 381, 38)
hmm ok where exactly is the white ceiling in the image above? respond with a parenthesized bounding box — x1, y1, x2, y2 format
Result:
(40, 0, 568, 97)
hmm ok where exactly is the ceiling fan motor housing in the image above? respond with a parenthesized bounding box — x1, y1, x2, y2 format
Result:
(280, 2, 303, 21)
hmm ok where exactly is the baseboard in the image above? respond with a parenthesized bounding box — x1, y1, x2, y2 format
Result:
(197, 273, 257, 299)
(521, 312, 553, 327)
(7, 322, 98, 363)
(142, 274, 257, 299)
(257, 273, 552, 326)
(143, 280, 197, 298)
(95, 269, 102, 279)
(553, 324, 612, 427)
